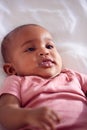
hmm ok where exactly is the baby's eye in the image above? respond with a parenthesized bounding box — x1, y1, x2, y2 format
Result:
(46, 44, 54, 49)
(25, 47, 35, 52)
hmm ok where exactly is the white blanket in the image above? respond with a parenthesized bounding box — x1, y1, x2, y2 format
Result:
(0, 0, 87, 86)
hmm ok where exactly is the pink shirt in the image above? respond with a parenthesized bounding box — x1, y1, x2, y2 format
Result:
(0, 69, 87, 130)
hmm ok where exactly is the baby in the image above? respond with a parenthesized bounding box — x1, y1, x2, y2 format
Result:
(0, 24, 87, 130)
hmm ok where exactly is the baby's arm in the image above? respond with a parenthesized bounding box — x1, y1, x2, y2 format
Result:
(0, 94, 60, 130)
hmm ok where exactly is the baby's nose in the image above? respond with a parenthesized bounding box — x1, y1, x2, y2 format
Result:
(38, 49, 49, 56)
(39, 52, 49, 56)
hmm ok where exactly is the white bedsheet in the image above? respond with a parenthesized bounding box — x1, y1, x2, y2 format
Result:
(0, 0, 87, 86)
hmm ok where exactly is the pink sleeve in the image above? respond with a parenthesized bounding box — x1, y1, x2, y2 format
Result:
(75, 71, 87, 94)
(0, 75, 21, 101)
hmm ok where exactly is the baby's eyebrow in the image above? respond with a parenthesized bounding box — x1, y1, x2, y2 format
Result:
(21, 39, 36, 47)
(21, 38, 54, 47)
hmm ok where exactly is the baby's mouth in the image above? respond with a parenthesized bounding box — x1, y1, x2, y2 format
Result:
(39, 59, 55, 68)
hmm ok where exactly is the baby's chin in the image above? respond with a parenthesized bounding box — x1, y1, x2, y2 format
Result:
(17, 68, 62, 78)
(36, 71, 61, 79)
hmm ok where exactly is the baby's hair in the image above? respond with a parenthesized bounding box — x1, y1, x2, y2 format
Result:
(1, 24, 42, 63)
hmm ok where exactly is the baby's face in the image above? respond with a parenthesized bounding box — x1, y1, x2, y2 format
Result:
(8, 25, 62, 78)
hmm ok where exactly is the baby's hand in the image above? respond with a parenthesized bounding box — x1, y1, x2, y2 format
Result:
(27, 107, 60, 130)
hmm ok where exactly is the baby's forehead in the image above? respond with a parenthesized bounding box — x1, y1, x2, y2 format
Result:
(10, 25, 52, 42)
(10, 25, 50, 39)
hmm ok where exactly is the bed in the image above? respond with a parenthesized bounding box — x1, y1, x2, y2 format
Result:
(0, 0, 87, 129)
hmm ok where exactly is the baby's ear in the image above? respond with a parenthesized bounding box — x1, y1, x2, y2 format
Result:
(3, 63, 16, 75)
